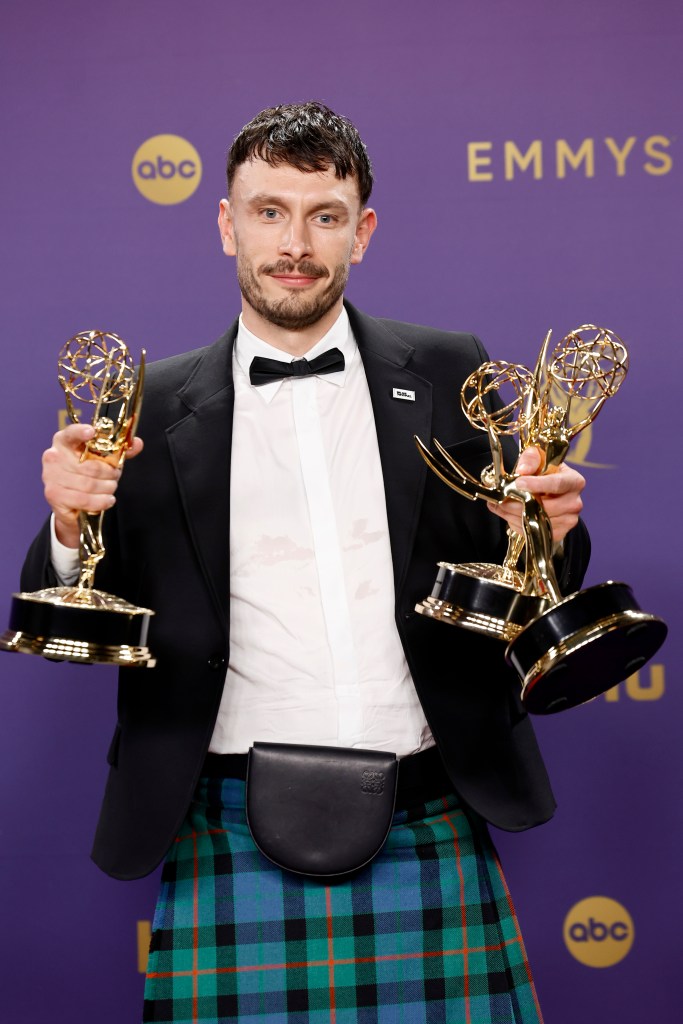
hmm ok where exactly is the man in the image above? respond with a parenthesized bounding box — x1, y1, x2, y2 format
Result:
(24, 102, 587, 1022)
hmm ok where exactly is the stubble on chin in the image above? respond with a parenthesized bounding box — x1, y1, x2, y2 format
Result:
(236, 257, 350, 331)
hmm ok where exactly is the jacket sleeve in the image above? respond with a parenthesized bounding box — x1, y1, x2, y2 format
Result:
(20, 517, 59, 592)
(554, 519, 591, 596)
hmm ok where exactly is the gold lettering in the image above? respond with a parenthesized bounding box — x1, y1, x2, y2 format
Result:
(556, 138, 595, 178)
(603, 664, 665, 702)
(604, 136, 637, 176)
(504, 140, 542, 180)
(644, 135, 673, 175)
(137, 920, 152, 973)
(58, 409, 69, 430)
(467, 135, 672, 184)
(625, 663, 665, 700)
(468, 142, 493, 182)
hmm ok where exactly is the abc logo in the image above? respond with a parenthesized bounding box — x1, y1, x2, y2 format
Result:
(563, 897, 634, 968)
(131, 134, 202, 205)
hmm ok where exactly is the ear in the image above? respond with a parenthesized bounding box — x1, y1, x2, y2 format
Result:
(350, 207, 378, 265)
(218, 198, 237, 256)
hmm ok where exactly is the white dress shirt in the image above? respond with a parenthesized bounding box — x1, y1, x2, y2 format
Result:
(51, 308, 434, 757)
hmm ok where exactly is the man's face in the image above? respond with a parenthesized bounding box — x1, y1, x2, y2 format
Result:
(218, 159, 376, 334)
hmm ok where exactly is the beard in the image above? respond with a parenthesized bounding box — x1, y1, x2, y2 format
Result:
(236, 256, 350, 331)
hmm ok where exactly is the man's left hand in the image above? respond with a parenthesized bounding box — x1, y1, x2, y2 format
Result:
(486, 446, 585, 543)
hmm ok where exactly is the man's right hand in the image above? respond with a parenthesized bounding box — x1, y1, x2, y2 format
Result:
(42, 424, 144, 549)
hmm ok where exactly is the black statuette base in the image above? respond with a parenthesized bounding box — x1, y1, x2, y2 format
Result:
(416, 561, 547, 642)
(0, 589, 155, 667)
(505, 582, 667, 714)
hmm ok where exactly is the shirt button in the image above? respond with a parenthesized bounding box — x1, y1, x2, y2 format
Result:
(208, 654, 226, 670)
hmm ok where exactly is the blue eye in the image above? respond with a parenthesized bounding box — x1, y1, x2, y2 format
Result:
(317, 214, 334, 224)
(263, 209, 279, 219)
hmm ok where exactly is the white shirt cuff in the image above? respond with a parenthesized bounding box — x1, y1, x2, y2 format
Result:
(50, 514, 80, 585)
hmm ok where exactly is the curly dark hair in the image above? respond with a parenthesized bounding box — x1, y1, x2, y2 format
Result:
(227, 101, 374, 206)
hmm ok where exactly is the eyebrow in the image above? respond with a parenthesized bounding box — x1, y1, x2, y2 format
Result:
(245, 193, 351, 214)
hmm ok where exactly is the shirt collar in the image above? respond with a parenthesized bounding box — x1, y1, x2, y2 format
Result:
(234, 307, 357, 404)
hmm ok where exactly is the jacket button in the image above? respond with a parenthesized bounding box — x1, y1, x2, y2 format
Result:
(208, 654, 226, 670)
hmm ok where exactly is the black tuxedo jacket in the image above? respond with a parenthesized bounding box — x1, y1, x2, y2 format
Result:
(22, 302, 589, 879)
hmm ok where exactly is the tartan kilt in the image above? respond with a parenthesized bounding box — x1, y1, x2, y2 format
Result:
(143, 776, 542, 1024)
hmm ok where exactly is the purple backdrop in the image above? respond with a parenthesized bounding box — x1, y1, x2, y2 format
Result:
(1, 1, 680, 1021)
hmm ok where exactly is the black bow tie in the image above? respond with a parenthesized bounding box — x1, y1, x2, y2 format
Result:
(249, 347, 345, 387)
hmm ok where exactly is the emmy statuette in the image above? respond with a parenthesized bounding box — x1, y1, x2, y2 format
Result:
(415, 325, 667, 713)
(415, 356, 551, 641)
(0, 331, 155, 667)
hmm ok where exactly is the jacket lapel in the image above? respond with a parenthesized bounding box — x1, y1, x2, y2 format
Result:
(346, 303, 433, 597)
(165, 324, 238, 629)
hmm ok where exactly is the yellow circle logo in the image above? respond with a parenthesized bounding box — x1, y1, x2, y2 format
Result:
(563, 897, 634, 967)
(131, 134, 202, 205)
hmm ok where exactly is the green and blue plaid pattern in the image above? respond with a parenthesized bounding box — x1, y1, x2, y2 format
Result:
(144, 777, 542, 1023)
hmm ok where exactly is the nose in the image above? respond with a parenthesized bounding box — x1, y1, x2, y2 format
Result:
(278, 216, 313, 262)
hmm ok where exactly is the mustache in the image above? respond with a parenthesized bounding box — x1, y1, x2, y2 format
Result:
(261, 260, 328, 279)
